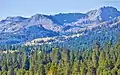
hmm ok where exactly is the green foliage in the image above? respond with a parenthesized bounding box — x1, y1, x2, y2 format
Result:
(0, 41, 120, 75)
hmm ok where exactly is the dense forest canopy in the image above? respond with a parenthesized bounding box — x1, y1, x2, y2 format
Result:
(0, 40, 120, 75)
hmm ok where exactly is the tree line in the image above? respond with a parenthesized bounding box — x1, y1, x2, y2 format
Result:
(0, 41, 120, 75)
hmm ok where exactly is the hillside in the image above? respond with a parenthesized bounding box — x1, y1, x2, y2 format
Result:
(0, 6, 120, 48)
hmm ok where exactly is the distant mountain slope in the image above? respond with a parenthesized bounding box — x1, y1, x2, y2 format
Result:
(0, 25, 58, 45)
(52, 13, 87, 24)
(87, 6, 120, 21)
(25, 17, 120, 49)
(0, 6, 120, 45)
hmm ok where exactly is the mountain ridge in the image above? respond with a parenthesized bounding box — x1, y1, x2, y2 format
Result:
(0, 6, 120, 46)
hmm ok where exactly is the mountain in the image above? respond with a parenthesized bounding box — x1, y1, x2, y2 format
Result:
(52, 13, 87, 24)
(25, 17, 120, 49)
(0, 14, 60, 44)
(0, 6, 120, 47)
(87, 6, 120, 21)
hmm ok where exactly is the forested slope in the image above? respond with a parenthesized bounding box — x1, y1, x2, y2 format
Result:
(0, 41, 120, 75)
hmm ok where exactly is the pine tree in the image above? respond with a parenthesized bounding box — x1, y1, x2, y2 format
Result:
(24, 71, 29, 75)
(22, 54, 30, 70)
(7, 68, 15, 75)
(98, 51, 105, 69)
(2, 61, 8, 72)
(39, 64, 46, 75)
(92, 51, 98, 68)
(47, 62, 57, 75)
(111, 68, 118, 75)
(118, 69, 120, 75)
(2, 71, 7, 75)
(80, 62, 87, 75)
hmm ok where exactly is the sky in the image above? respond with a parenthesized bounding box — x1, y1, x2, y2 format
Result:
(0, 0, 120, 20)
